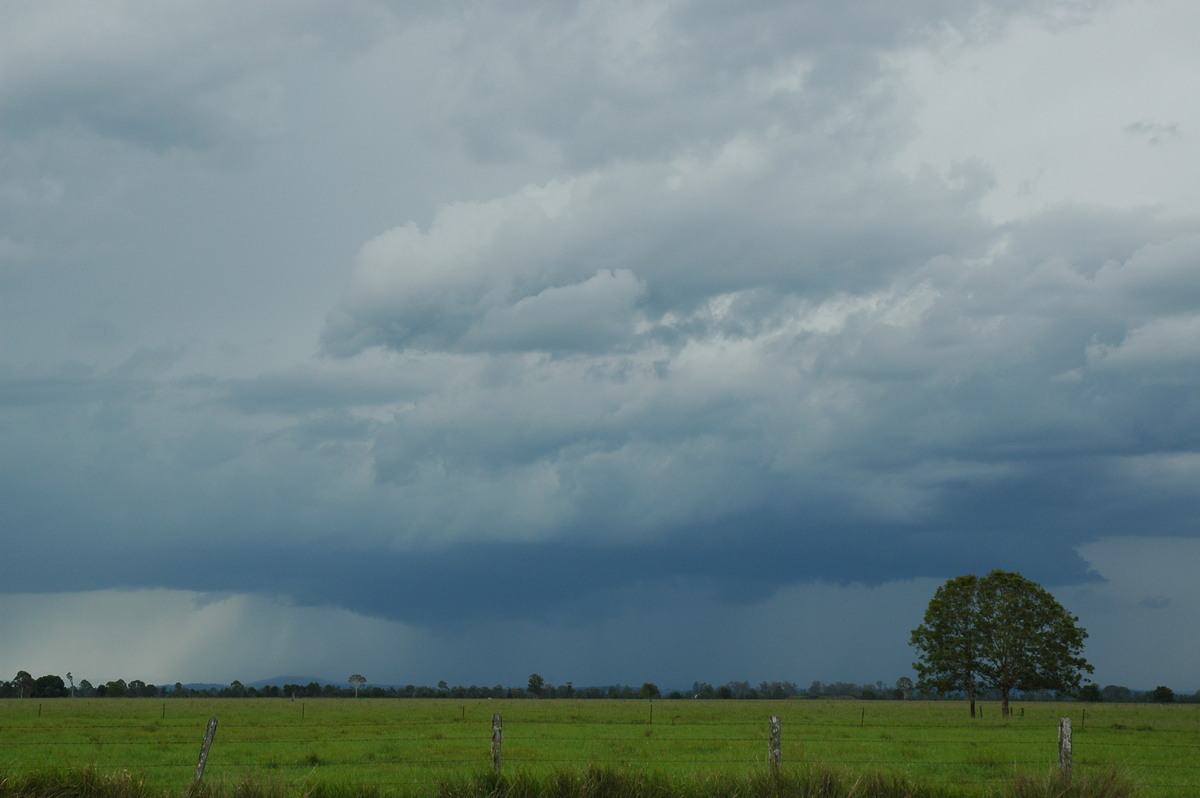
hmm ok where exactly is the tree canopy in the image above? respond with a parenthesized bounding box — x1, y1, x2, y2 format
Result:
(910, 569, 1093, 716)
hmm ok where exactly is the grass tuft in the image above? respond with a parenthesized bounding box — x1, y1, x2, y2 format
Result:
(434, 766, 950, 798)
(1010, 769, 1135, 798)
(1, 767, 158, 798)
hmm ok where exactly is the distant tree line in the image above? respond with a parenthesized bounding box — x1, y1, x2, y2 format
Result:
(3, 669, 1194, 704)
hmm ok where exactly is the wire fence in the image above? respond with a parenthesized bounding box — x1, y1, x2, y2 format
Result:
(2, 705, 1198, 796)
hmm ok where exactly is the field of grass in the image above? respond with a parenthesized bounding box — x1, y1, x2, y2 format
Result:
(1, 698, 1196, 797)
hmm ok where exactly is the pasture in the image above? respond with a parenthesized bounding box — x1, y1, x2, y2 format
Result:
(1, 698, 1196, 797)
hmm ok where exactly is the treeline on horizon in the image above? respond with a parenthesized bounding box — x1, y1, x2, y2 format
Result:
(3, 670, 1193, 704)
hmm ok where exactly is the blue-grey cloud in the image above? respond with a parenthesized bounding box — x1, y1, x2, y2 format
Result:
(5, 210, 1198, 609)
(0, 1, 394, 152)
(2, 0, 1198, 690)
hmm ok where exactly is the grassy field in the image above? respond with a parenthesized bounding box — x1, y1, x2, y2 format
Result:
(1, 698, 1196, 797)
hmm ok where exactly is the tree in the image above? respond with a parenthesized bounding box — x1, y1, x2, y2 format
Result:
(895, 676, 914, 700)
(1151, 685, 1175, 703)
(349, 674, 367, 698)
(911, 570, 1093, 717)
(34, 674, 67, 698)
(527, 673, 545, 697)
(14, 671, 35, 699)
(1101, 684, 1132, 702)
(910, 574, 985, 717)
(640, 682, 660, 699)
(975, 570, 1093, 716)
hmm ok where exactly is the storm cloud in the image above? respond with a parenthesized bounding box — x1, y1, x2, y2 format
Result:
(2, 0, 1198, 690)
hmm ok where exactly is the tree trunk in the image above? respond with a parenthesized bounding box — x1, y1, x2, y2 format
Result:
(1001, 688, 1010, 717)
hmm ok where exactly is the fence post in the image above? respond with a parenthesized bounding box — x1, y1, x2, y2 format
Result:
(194, 717, 218, 785)
(1058, 717, 1072, 781)
(768, 715, 781, 774)
(491, 713, 503, 773)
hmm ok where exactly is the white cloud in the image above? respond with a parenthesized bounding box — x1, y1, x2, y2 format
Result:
(463, 269, 646, 352)
(894, 0, 1200, 222)
(322, 133, 992, 358)
(324, 180, 588, 354)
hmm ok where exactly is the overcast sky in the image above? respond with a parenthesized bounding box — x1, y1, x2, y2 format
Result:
(3, 0, 1198, 693)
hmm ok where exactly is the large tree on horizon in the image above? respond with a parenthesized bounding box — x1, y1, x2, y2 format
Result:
(911, 570, 1092, 717)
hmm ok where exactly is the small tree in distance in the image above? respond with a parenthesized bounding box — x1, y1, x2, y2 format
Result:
(349, 674, 367, 698)
(911, 569, 1092, 717)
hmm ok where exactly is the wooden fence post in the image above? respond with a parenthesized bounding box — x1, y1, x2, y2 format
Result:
(768, 715, 781, 774)
(1058, 717, 1072, 781)
(194, 717, 218, 785)
(491, 713, 503, 773)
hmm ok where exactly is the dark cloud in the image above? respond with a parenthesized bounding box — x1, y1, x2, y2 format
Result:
(7, 215, 1199, 607)
(0, 496, 1102, 631)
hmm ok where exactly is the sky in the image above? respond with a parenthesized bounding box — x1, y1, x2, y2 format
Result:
(2, 0, 1198, 694)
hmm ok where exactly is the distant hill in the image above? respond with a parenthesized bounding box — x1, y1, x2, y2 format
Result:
(247, 676, 336, 689)
(175, 677, 335, 692)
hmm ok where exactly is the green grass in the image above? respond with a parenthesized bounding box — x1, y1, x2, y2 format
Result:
(0, 699, 1193, 798)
